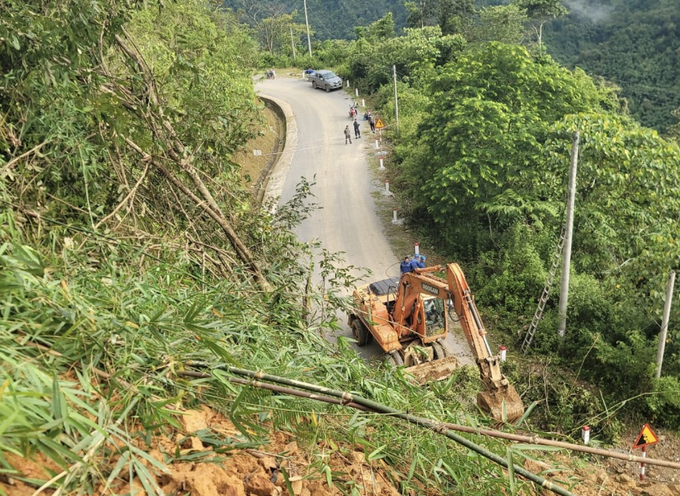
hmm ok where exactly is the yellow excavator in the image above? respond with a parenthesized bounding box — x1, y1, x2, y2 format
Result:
(348, 262, 525, 421)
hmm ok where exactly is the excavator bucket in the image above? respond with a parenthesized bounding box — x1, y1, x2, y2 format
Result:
(404, 355, 460, 383)
(477, 384, 525, 422)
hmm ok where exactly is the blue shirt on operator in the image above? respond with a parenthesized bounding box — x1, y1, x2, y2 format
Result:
(400, 257, 413, 274)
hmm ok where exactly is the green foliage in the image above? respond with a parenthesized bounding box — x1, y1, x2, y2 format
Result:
(468, 4, 529, 45)
(544, 0, 680, 133)
(513, 357, 625, 443)
(646, 376, 680, 426)
(222, 0, 409, 41)
(127, 1, 261, 161)
(405, 0, 476, 35)
(471, 225, 549, 319)
(400, 43, 611, 256)
(546, 113, 680, 303)
(345, 26, 466, 93)
(355, 12, 396, 41)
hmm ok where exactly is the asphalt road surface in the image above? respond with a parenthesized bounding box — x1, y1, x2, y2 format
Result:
(257, 76, 474, 366)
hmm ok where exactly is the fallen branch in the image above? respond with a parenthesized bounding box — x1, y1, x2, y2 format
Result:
(113, 32, 270, 292)
(1, 140, 47, 175)
(95, 158, 150, 230)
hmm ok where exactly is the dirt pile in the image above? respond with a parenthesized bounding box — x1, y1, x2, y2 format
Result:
(0, 406, 405, 496)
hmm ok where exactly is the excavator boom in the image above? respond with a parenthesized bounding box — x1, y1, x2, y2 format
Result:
(446, 263, 525, 421)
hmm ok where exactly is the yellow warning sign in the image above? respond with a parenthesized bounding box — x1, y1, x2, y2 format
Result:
(374, 118, 385, 129)
(632, 423, 659, 449)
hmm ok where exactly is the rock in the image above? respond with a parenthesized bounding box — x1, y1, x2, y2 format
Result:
(244, 473, 276, 496)
(169, 463, 246, 496)
(641, 483, 676, 496)
(617, 474, 637, 488)
(283, 442, 299, 456)
(257, 456, 278, 473)
(304, 481, 334, 496)
(291, 480, 303, 494)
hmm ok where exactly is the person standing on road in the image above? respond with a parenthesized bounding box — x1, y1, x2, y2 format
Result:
(344, 125, 352, 144)
(353, 119, 361, 139)
(368, 115, 375, 133)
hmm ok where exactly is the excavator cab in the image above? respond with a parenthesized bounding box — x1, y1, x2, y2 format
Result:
(423, 297, 446, 337)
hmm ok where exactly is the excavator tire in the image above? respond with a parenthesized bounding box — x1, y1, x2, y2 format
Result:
(351, 319, 371, 346)
(389, 351, 404, 367)
(477, 384, 525, 423)
(432, 341, 448, 359)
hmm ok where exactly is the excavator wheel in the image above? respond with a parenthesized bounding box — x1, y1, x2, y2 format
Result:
(431, 341, 448, 359)
(351, 319, 371, 346)
(389, 351, 404, 367)
(477, 384, 525, 423)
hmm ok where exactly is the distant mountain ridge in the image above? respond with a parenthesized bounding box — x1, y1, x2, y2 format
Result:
(222, 0, 408, 40)
(545, 0, 680, 133)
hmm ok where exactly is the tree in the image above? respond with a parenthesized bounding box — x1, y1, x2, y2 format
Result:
(403, 0, 474, 35)
(545, 113, 680, 299)
(514, 0, 568, 52)
(259, 12, 308, 56)
(438, 0, 475, 35)
(468, 4, 528, 45)
(399, 43, 613, 254)
(355, 12, 395, 41)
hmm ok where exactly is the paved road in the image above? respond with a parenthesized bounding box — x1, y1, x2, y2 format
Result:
(257, 76, 396, 282)
(257, 76, 474, 366)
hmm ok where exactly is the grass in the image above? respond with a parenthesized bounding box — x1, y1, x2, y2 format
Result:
(233, 105, 280, 191)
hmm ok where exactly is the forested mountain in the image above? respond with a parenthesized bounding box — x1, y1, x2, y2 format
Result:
(222, 0, 408, 40)
(544, 0, 680, 134)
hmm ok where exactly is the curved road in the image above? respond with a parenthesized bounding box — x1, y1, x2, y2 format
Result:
(258, 76, 395, 281)
(257, 76, 474, 366)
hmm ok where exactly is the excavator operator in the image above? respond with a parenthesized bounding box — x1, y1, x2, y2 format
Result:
(400, 256, 412, 274)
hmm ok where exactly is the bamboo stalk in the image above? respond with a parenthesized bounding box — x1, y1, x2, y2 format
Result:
(438, 422, 680, 470)
(222, 366, 680, 469)
(177, 370, 370, 411)
(202, 367, 577, 496)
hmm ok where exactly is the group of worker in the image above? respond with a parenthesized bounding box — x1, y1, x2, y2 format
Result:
(400, 254, 426, 274)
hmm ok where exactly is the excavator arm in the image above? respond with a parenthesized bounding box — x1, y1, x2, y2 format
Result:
(446, 263, 525, 421)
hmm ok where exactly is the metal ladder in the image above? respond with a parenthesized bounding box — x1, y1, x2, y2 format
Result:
(521, 226, 566, 354)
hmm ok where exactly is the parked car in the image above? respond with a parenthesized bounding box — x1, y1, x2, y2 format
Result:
(309, 70, 343, 92)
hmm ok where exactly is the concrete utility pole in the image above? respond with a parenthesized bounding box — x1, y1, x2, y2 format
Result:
(655, 270, 676, 378)
(290, 27, 296, 60)
(303, 0, 312, 57)
(393, 65, 399, 134)
(557, 131, 579, 339)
